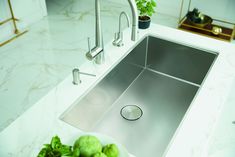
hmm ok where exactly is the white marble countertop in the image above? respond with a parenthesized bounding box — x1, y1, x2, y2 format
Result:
(0, 23, 235, 157)
(206, 79, 235, 157)
(0, 0, 179, 131)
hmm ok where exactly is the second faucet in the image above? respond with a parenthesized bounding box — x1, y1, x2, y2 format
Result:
(85, 0, 138, 64)
(113, 12, 130, 47)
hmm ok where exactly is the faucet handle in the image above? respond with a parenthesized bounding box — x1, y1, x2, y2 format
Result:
(87, 37, 91, 53)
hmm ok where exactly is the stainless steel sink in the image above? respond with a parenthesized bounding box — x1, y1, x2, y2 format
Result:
(61, 36, 217, 157)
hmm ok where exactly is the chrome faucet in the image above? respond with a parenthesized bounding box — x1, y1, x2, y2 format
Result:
(86, 0, 138, 63)
(113, 12, 130, 47)
(127, 0, 138, 41)
(113, 0, 138, 43)
(86, 0, 104, 64)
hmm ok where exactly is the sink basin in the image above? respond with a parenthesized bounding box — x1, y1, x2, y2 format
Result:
(61, 36, 217, 157)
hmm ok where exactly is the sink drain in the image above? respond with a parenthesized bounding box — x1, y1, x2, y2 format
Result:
(120, 105, 143, 121)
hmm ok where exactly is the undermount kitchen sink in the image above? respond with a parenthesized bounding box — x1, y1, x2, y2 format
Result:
(61, 36, 217, 157)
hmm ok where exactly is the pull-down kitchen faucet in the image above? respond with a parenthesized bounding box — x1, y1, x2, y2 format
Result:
(85, 0, 138, 64)
(127, 0, 138, 41)
(85, 0, 104, 64)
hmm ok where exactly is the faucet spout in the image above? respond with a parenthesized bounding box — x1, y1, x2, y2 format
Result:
(127, 0, 138, 41)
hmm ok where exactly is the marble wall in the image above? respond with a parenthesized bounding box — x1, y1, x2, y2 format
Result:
(110, 0, 235, 24)
(0, 0, 232, 58)
(108, 0, 182, 18)
(189, 0, 235, 23)
(0, 0, 47, 43)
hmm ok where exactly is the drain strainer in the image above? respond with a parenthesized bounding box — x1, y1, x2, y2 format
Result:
(120, 105, 143, 121)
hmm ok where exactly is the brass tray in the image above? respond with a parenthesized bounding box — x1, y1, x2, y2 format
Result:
(179, 17, 235, 42)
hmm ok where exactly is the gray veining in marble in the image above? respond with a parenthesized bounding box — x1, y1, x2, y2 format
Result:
(0, 0, 189, 131)
(206, 78, 235, 157)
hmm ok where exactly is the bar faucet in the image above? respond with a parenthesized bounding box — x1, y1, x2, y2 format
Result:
(113, 0, 138, 46)
(113, 12, 130, 47)
(85, 0, 138, 63)
(86, 0, 104, 64)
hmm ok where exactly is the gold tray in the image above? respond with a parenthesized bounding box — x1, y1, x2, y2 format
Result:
(179, 17, 235, 42)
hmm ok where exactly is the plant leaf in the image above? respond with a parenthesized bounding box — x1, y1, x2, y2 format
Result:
(37, 148, 47, 157)
(135, 0, 157, 16)
(51, 136, 62, 149)
(59, 145, 73, 156)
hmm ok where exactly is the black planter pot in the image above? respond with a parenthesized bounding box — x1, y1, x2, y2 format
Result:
(138, 16, 151, 29)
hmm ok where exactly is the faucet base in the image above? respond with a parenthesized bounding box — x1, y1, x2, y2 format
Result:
(95, 51, 105, 64)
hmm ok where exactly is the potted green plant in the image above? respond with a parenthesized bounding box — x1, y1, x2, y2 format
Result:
(135, 0, 157, 29)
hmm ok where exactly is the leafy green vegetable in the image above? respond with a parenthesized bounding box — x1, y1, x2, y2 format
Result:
(37, 135, 73, 157)
(51, 136, 62, 149)
(74, 135, 102, 157)
(37, 148, 47, 157)
(59, 145, 73, 156)
(37, 135, 121, 157)
(102, 144, 119, 157)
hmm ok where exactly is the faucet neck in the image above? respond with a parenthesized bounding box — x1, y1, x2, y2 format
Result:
(119, 11, 130, 33)
(127, 0, 138, 41)
(95, 0, 103, 48)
